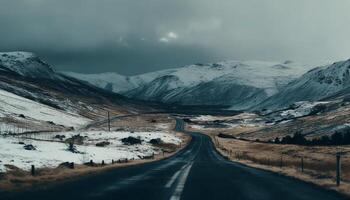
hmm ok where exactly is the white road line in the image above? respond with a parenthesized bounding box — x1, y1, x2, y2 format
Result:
(165, 164, 189, 188)
(169, 162, 193, 200)
(89, 174, 150, 197)
(88, 158, 182, 197)
(166, 171, 182, 188)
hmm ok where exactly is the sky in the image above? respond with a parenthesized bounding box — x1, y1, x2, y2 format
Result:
(1, 0, 350, 75)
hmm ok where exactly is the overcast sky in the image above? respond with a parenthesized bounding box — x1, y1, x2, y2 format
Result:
(1, 0, 350, 75)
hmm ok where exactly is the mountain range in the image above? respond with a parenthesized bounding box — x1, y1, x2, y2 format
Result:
(66, 60, 320, 110)
(3, 51, 350, 112)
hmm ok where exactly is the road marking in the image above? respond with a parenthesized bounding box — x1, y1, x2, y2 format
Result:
(169, 162, 193, 200)
(88, 158, 183, 197)
(166, 171, 182, 188)
(165, 163, 189, 188)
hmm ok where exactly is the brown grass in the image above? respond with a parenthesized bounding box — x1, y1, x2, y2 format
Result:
(206, 132, 350, 197)
(236, 105, 350, 141)
(89, 114, 175, 132)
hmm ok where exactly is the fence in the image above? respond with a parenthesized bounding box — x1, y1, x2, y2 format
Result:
(0, 123, 65, 136)
(29, 158, 131, 176)
(215, 137, 350, 186)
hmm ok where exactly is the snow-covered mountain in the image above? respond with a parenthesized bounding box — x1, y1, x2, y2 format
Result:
(0, 52, 57, 79)
(257, 59, 350, 110)
(66, 60, 314, 110)
(0, 51, 156, 131)
(64, 72, 138, 92)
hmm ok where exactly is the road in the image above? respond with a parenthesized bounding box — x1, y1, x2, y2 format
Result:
(1, 119, 348, 200)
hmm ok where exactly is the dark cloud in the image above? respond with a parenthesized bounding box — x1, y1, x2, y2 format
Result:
(1, 0, 350, 75)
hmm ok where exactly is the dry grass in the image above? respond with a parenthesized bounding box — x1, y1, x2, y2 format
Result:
(206, 132, 350, 197)
(237, 105, 350, 141)
(90, 114, 175, 132)
(187, 124, 261, 137)
(187, 104, 350, 142)
(0, 131, 191, 192)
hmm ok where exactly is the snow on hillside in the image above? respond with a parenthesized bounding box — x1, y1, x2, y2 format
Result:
(256, 59, 350, 110)
(0, 130, 181, 172)
(64, 72, 139, 93)
(66, 60, 310, 94)
(188, 113, 264, 130)
(0, 89, 90, 128)
(64, 68, 177, 93)
(52, 130, 181, 146)
(280, 101, 329, 118)
(0, 52, 56, 79)
(66, 60, 317, 109)
(192, 113, 258, 122)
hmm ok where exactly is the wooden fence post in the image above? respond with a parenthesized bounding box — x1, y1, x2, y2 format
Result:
(280, 155, 283, 168)
(336, 153, 341, 186)
(70, 162, 74, 169)
(301, 157, 304, 172)
(107, 111, 111, 132)
(31, 165, 35, 176)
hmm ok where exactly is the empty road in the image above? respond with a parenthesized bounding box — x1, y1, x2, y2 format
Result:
(1, 119, 348, 200)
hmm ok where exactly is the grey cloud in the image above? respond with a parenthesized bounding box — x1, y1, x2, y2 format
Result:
(1, 0, 350, 74)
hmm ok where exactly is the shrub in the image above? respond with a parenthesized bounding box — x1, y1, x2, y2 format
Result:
(96, 141, 110, 147)
(217, 133, 236, 139)
(149, 138, 162, 145)
(309, 104, 327, 115)
(121, 136, 142, 145)
(277, 131, 350, 146)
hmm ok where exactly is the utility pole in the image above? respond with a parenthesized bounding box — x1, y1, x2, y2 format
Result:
(107, 111, 111, 132)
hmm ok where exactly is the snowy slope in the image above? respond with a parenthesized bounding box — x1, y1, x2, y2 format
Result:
(0, 89, 90, 128)
(0, 130, 181, 172)
(64, 72, 138, 93)
(0, 52, 57, 79)
(67, 60, 308, 93)
(0, 51, 151, 122)
(64, 69, 176, 93)
(257, 59, 350, 110)
(66, 60, 315, 109)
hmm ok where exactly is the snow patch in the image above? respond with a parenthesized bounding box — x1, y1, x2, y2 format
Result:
(0, 130, 181, 172)
(0, 89, 90, 128)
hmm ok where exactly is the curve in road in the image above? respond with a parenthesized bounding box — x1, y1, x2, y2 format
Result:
(1, 119, 348, 200)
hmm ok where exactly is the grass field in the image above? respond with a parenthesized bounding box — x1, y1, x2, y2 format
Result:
(207, 133, 350, 197)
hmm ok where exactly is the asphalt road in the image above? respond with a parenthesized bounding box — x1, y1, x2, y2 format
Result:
(1, 119, 348, 200)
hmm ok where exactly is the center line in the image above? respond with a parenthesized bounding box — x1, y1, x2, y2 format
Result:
(169, 162, 193, 200)
(165, 164, 189, 188)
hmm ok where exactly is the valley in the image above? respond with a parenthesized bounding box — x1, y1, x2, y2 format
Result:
(1, 51, 350, 199)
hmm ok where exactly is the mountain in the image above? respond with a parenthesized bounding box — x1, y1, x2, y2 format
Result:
(257, 59, 350, 110)
(0, 52, 57, 79)
(0, 52, 158, 131)
(63, 72, 139, 93)
(66, 60, 314, 110)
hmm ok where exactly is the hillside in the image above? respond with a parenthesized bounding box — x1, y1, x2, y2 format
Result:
(66, 60, 314, 110)
(257, 59, 350, 110)
(0, 51, 157, 132)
